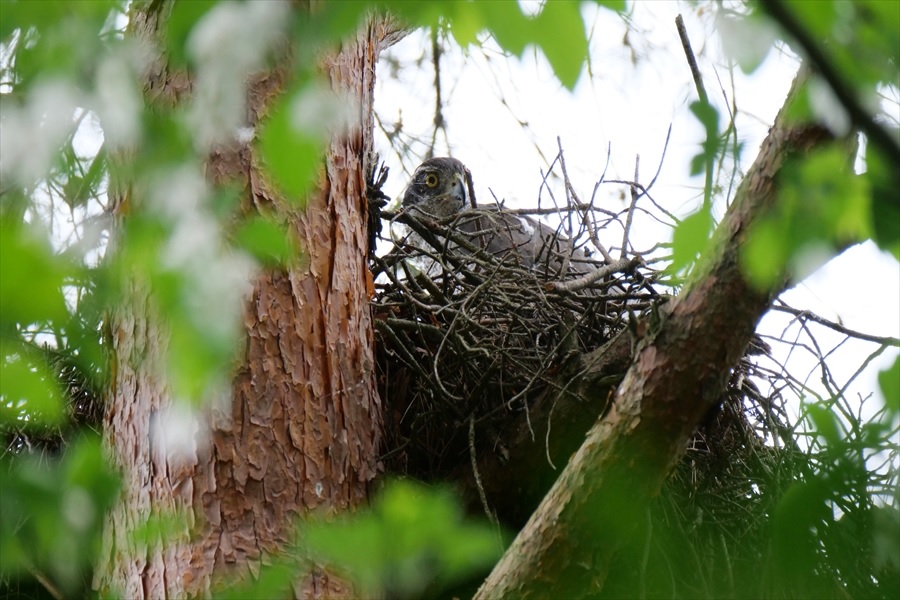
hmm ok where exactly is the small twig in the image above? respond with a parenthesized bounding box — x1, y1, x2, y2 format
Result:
(621, 154, 640, 259)
(676, 13, 714, 210)
(772, 303, 900, 347)
(558, 137, 614, 263)
(428, 26, 445, 158)
(26, 560, 65, 600)
(547, 256, 641, 293)
(675, 14, 708, 104)
(544, 396, 558, 471)
(537, 154, 561, 210)
(710, 64, 742, 208)
(836, 345, 890, 416)
(556, 139, 576, 243)
(589, 142, 614, 207)
(643, 123, 673, 201)
(469, 416, 498, 525)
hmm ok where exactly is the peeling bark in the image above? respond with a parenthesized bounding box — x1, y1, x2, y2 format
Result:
(475, 68, 841, 599)
(96, 3, 398, 597)
(95, 278, 195, 599)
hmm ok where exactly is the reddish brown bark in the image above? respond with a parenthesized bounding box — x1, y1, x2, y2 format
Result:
(474, 68, 839, 599)
(95, 4, 399, 598)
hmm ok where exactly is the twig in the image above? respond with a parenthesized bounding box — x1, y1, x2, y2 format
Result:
(544, 396, 558, 471)
(428, 26, 445, 158)
(771, 303, 900, 347)
(26, 560, 65, 600)
(675, 14, 708, 104)
(643, 123, 673, 200)
(676, 13, 714, 210)
(547, 256, 642, 293)
(470, 416, 498, 525)
(558, 137, 614, 262)
(621, 154, 640, 259)
(712, 65, 742, 208)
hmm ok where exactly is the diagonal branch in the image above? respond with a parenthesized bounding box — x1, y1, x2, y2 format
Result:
(474, 66, 843, 599)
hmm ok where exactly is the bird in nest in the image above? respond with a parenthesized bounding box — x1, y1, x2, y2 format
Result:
(397, 156, 596, 278)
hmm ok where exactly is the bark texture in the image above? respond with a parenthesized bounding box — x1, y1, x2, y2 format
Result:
(96, 3, 398, 597)
(475, 68, 838, 599)
(96, 279, 192, 599)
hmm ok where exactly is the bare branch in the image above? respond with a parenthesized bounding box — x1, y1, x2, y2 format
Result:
(546, 256, 642, 293)
(772, 302, 900, 347)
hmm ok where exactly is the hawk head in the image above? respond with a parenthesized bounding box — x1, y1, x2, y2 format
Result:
(396, 156, 598, 280)
(401, 157, 473, 219)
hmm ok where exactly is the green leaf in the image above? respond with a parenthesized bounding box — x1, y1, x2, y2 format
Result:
(772, 478, 830, 580)
(534, 0, 588, 90)
(0, 221, 69, 328)
(594, 0, 627, 11)
(1, 0, 117, 90)
(786, 0, 837, 40)
(234, 215, 298, 267)
(783, 82, 814, 125)
(866, 142, 900, 259)
(447, 1, 488, 48)
(670, 207, 712, 273)
(167, 322, 226, 402)
(165, 0, 219, 68)
(380, 0, 443, 31)
(690, 99, 719, 135)
(742, 145, 869, 289)
(63, 145, 107, 209)
(258, 85, 326, 202)
(688, 100, 720, 177)
(742, 217, 788, 289)
(717, 13, 776, 74)
(797, 147, 871, 242)
(878, 356, 899, 416)
(0, 345, 65, 427)
(0, 435, 119, 595)
(215, 559, 296, 600)
(806, 401, 842, 446)
(302, 480, 501, 597)
(383, 0, 596, 90)
(307, 2, 369, 42)
(872, 505, 900, 572)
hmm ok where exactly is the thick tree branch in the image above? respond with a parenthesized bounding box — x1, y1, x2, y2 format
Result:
(475, 66, 841, 599)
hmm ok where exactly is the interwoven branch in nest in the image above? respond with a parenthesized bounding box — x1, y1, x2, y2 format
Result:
(372, 202, 661, 477)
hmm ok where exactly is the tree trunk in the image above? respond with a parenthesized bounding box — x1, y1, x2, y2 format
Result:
(475, 67, 841, 599)
(95, 4, 398, 597)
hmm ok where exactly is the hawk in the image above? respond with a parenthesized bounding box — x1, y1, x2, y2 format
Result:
(399, 156, 597, 279)
(401, 157, 474, 219)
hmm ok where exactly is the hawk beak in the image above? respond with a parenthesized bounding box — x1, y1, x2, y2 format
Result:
(451, 174, 468, 207)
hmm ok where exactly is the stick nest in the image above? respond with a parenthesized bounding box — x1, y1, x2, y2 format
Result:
(372, 204, 659, 477)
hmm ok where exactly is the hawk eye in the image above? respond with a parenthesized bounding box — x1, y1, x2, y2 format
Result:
(423, 173, 439, 188)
